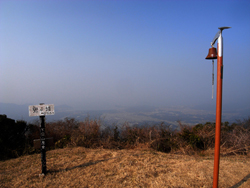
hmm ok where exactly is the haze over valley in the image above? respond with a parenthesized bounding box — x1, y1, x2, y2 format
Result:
(1, 102, 249, 129)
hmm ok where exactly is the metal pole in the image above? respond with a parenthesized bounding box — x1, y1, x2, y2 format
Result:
(40, 115, 46, 175)
(213, 31, 223, 188)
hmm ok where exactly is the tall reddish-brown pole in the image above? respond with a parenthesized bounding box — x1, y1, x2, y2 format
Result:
(205, 27, 230, 188)
(213, 31, 223, 188)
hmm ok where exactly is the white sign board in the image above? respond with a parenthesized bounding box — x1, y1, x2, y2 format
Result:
(29, 104, 55, 116)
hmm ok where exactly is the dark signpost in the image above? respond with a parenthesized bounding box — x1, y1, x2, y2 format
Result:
(29, 103, 55, 175)
(40, 114, 46, 174)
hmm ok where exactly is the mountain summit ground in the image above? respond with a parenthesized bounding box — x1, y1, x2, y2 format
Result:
(1, 147, 250, 187)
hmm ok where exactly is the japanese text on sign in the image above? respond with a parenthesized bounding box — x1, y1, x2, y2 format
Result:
(29, 104, 55, 116)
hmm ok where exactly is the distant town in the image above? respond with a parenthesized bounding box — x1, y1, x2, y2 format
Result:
(1, 103, 249, 128)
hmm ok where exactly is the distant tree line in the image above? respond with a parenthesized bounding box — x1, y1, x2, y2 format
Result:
(0, 114, 250, 160)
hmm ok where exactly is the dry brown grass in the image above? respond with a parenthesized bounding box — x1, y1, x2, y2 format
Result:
(1, 147, 250, 188)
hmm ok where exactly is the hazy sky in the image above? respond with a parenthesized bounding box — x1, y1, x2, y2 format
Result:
(1, 0, 250, 111)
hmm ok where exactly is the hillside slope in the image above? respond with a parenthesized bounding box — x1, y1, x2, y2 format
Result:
(1, 147, 250, 188)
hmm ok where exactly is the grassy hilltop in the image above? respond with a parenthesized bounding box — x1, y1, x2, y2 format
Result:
(1, 147, 250, 188)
